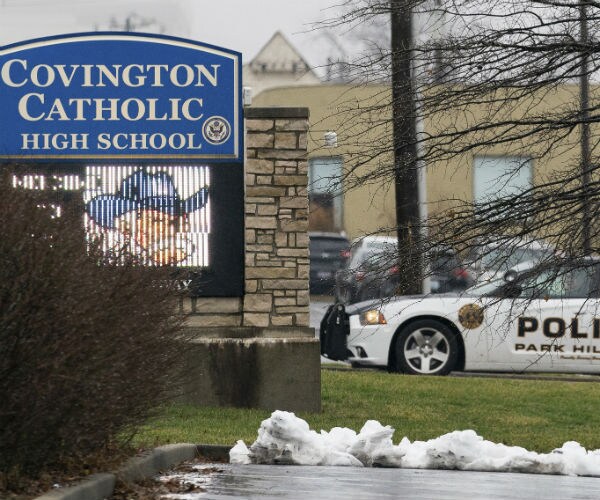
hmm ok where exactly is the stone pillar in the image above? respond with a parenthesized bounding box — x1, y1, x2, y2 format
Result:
(179, 107, 321, 413)
(244, 107, 310, 329)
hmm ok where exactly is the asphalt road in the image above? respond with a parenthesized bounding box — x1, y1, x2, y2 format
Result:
(170, 463, 600, 500)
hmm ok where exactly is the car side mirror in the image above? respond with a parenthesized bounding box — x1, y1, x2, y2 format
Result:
(501, 282, 522, 298)
(502, 269, 523, 297)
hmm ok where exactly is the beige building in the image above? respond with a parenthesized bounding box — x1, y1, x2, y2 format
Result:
(254, 84, 395, 240)
(253, 83, 586, 242)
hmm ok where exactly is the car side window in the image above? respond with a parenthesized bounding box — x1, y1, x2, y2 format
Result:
(522, 268, 592, 299)
(562, 271, 590, 298)
(588, 268, 600, 298)
(474, 263, 600, 299)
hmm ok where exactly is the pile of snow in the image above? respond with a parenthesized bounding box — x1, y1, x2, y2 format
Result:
(230, 410, 600, 476)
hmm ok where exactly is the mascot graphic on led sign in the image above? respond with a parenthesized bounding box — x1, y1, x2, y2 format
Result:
(86, 169, 208, 266)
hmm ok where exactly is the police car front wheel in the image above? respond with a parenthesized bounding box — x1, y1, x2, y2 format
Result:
(393, 320, 458, 376)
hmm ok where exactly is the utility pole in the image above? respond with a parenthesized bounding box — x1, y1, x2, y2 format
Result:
(579, 0, 592, 255)
(391, 0, 422, 294)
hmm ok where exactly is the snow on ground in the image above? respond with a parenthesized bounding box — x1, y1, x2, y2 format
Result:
(320, 355, 350, 365)
(230, 410, 600, 476)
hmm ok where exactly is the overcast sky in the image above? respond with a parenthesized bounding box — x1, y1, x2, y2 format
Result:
(0, 0, 343, 69)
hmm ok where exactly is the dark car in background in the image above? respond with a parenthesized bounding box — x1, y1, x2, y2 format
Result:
(427, 247, 472, 293)
(309, 232, 350, 294)
(333, 236, 397, 304)
(339, 243, 471, 304)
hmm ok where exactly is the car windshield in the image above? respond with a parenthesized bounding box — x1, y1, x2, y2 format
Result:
(480, 246, 551, 271)
(466, 277, 511, 296)
(347, 245, 394, 270)
(367, 241, 396, 250)
(346, 244, 459, 274)
(466, 263, 600, 299)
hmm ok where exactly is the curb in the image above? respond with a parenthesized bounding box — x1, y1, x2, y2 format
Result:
(34, 473, 116, 500)
(34, 444, 231, 500)
(449, 371, 600, 383)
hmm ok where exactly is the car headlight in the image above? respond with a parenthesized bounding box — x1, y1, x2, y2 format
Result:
(359, 309, 387, 325)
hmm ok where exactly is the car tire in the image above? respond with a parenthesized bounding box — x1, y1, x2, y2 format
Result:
(392, 319, 458, 376)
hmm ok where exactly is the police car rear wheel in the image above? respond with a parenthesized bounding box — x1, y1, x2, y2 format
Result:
(393, 320, 458, 376)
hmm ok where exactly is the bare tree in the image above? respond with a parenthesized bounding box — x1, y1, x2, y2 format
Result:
(318, 0, 600, 295)
(0, 169, 187, 484)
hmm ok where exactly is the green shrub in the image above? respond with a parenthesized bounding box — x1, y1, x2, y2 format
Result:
(0, 172, 186, 483)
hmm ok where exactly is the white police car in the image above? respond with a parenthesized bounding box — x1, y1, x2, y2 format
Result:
(346, 259, 600, 375)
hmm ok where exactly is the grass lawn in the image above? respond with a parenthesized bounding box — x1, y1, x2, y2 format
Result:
(134, 369, 600, 453)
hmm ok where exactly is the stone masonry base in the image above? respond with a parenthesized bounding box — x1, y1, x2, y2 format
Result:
(177, 327, 321, 413)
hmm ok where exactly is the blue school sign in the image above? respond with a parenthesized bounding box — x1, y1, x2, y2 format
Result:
(0, 32, 243, 161)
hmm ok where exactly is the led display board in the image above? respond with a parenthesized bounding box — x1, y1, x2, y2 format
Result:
(11, 164, 244, 296)
(2, 33, 245, 297)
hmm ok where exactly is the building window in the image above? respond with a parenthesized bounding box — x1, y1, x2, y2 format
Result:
(308, 156, 343, 232)
(473, 155, 532, 205)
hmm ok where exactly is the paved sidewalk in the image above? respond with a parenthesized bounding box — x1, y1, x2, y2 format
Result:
(191, 464, 600, 499)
